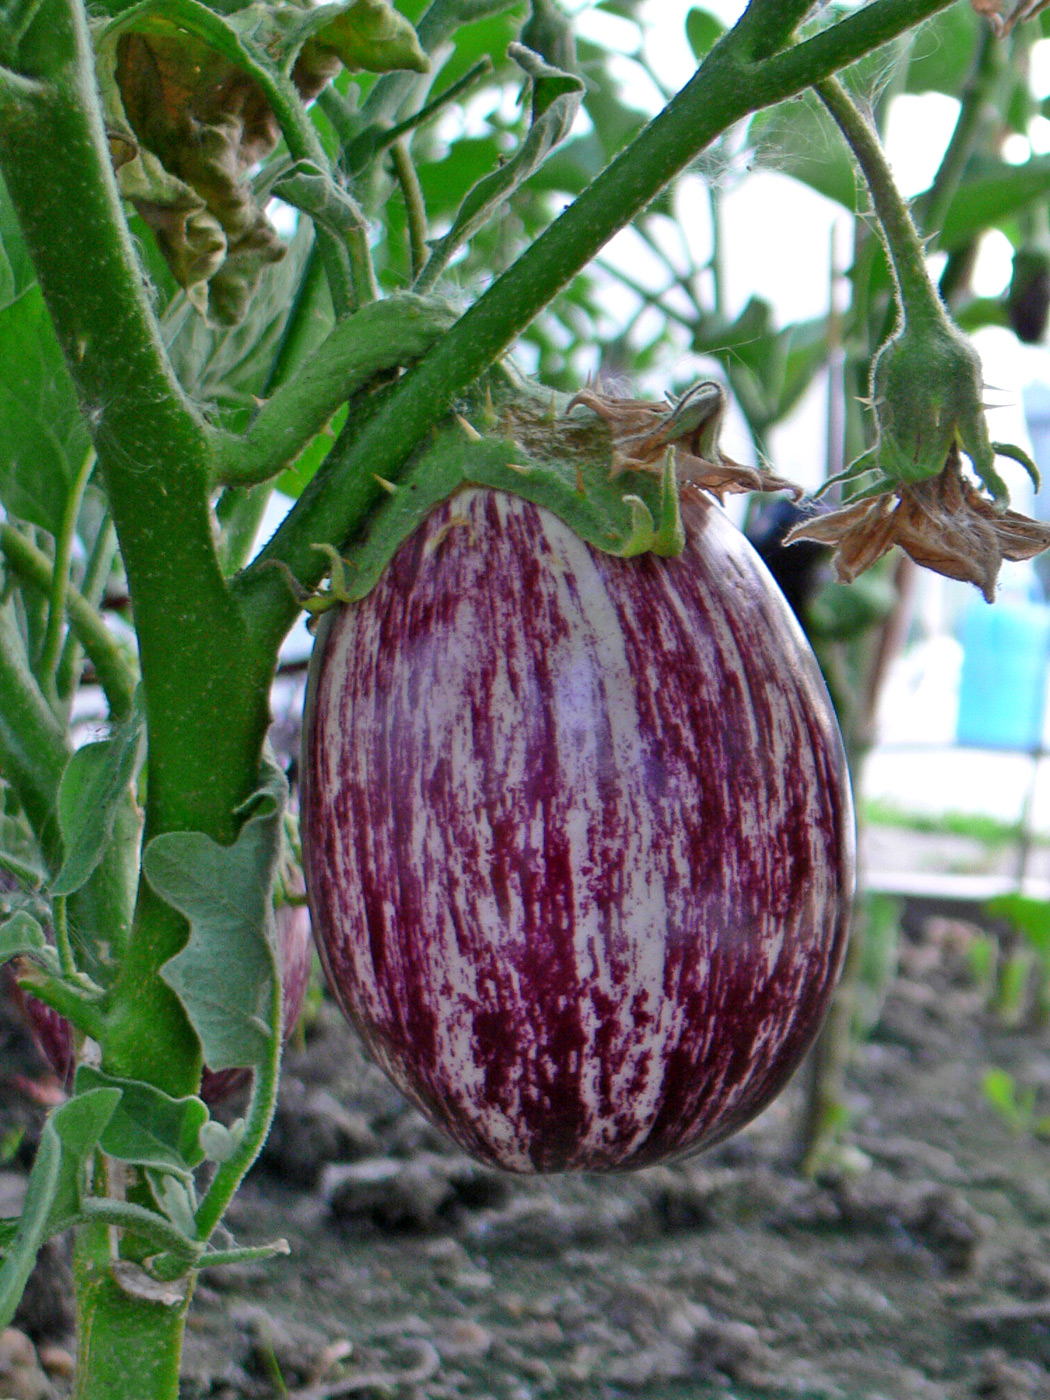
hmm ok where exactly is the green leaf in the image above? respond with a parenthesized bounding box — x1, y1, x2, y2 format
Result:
(749, 95, 858, 212)
(48, 1087, 125, 1229)
(905, 4, 980, 97)
(937, 157, 1050, 251)
(417, 42, 583, 289)
(0, 912, 58, 974)
(0, 288, 92, 536)
(164, 220, 327, 424)
(75, 1066, 208, 1178)
(0, 174, 35, 313)
(145, 761, 287, 1070)
(417, 135, 506, 218)
(685, 8, 723, 61)
(0, 1088, 121, 1329)
(0, 810, 47, 889)
(981, 1067, 1023, 1127)
(275, 404, 347, 500)
(986, 893, 1050, 956)
(0, 1219, 18, 1253)
(198, 1118, 243, 1164)
(51, 699, 145, 898)
(147, 1171, 197, 1236)
(289, 0, 429, 74)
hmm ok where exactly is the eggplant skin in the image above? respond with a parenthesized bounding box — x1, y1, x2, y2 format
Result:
(302, 488, 856, 1173)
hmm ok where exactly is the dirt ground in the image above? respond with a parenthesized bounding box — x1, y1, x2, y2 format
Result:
(5, 898, 1050, 1400)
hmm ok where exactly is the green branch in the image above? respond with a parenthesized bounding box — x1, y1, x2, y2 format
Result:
(0, 524, 137, 721)
(730, 0, 817, 62)
(56, 516, 117, 706)
(210, 295, 455, 489)
(917, 23, 1001, 243)
(815, 75, 943, 324)
(234, 0, 957, 652)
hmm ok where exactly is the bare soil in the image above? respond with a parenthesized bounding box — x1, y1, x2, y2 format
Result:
(5, 906, 1050, 1400)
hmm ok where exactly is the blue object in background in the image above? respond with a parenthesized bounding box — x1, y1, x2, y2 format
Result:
(956, 598, 1050, 750)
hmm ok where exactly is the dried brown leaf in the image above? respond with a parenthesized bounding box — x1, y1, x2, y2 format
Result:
(786, 449, 1050, 602)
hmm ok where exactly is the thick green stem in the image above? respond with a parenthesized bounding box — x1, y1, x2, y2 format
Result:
(815, 75, 944, 325)
(72, 1221, 190, 1400)
(236, 0, 957, 652)
(1, 0, 274, 863)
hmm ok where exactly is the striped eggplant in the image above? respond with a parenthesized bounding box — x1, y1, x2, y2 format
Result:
(302, 488, 855, 1172)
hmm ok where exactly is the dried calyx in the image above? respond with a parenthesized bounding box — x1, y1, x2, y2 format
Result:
(789, 446, 1050, 605)
(972, 0, 1050, 36)
(561, 382, 800, 502)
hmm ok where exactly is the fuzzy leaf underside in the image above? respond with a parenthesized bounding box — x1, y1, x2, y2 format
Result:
(0, 288, 90, 536)
(75, 1066, 208, 1178)
(0, 1089, 121, 1328)
(52, 700, 145, 898)
(145, 760, 287, 1070)
(418, 44, 584, 287)
(341, 418, 683, 601)
(0, 911, 58, 974)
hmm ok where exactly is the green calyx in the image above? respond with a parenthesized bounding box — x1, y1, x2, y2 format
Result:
(833, 308, 1038, 505)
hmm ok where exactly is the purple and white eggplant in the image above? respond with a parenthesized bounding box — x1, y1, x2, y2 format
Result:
(302, 488, 855, 1172)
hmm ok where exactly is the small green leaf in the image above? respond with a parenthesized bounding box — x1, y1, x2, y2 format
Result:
(0, 913, 61, 981)
(147, 1172, 198, 1236)
(0, 1088, 121, 1329)
(146, 760, 287, 1070)
(0, 811, 47, 890)
(982, 1067, 1018, 1117)
(74, 1066, 208, 1178)
(685, 7, 723, 61)
(0, 1122, 61, 1329)
(198, 1119, 242, 1163)
(0, 288, 92, 536)
(987, 893, 1050, 956)
(0, 1219, 19, 1253)
(417, 43, 583, 290)
(52, 700, 145, 898)
(49, 1087, 125, 1229)
(292, 0, 429, 74)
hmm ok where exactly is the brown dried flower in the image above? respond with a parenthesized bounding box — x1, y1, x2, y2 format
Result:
(566, 384, 801, 503)
(971, 0, 1050, 34)
(786, 448, 1050, 603)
